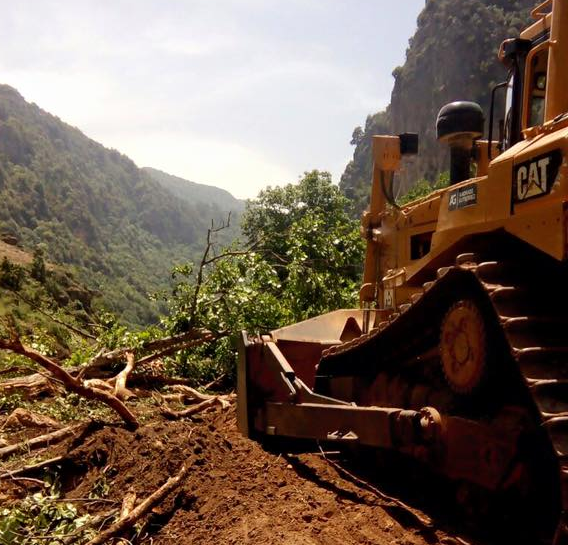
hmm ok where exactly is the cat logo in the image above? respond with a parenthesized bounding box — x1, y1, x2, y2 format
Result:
(513, 150, 562, 204)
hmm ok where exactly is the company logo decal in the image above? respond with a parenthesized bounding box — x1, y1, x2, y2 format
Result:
(513, 150, 562, 203)
(448, 184, 477, 211)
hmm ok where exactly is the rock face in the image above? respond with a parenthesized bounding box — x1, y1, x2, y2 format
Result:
(340, 0, 536, 214)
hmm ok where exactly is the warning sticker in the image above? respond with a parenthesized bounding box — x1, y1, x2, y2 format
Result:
(448, 184, 477, 211)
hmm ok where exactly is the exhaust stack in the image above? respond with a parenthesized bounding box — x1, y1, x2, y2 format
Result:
(436, 101, 484, 185)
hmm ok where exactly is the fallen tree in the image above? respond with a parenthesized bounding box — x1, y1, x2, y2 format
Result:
(0, 335, 140, 429)
(0, 323, 224, 429)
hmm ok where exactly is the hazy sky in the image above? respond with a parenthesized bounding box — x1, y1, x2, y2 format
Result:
(1, 0, 424, 198)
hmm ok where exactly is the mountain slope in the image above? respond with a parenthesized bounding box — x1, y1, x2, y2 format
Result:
(143, 167, 244, 216)
(0, 85, 238, 324)
(340, 0, 536, 214)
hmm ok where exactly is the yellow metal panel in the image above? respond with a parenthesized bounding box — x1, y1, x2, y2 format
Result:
(520, 13, 551, 40)
(372, 135, 401, 172)
(507, 202, 565, 260)
(436, 177, 487, 235)
(485, 159, 514, 221)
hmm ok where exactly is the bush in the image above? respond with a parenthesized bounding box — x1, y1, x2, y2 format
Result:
(0, 257, 25, 291)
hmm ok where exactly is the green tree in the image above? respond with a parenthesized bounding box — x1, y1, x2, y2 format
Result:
(0, 257, 25, 291)
(397, 171, 450, 206)
(241, 170, 364, 320)
(30, 245, 47, 283)
(161, 171, 365, 381)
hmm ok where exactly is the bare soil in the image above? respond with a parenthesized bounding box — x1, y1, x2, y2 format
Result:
(1, 407, 486, 545)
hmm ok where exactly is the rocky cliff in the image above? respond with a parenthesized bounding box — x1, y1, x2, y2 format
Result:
(340, 0, 536, 214)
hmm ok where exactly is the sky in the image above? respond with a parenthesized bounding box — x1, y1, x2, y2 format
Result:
(0, 0, 424, 199)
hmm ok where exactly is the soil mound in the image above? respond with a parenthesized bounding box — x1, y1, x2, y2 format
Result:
(3, 407, 466, 544)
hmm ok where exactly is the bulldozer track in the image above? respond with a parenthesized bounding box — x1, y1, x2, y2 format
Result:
(319, 251, 568, 541)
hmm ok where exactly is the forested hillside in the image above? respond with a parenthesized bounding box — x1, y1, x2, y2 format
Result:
(0, 85, 239, 324)
(144, 167, 244, 216)
(341, 0, 536, 213)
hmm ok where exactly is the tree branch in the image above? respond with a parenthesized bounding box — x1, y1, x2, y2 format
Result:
(135, 332, 218, 367)
(84, 328, 218, 372)
(0, 424, 81, 459)
(113, 351, 136, 400)
(0, 337, 139, 429)
(85, 460, 191, 545)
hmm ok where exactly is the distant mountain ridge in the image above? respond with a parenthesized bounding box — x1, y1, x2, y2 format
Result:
(0, 84, 241, 324)
(143, 167, 244, 216)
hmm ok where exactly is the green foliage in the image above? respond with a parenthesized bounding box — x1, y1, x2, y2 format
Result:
(243, 171, 355, 249)
(282, 210, 363, 319)
(88, 473, 110, 500)
(242, 170, 364, 321)
(0, 257, 97, 357)
(0, 393, 24, 413)
(30, 247, 46, 283)
(167, 252, 285, 335)
(161, 171, 365, 382)
(0, 85, 242, 325)
(397, 172, 450, 206)
(34, 393, 113, 423)
(0, 389, 113, 423)
(0, 482, 97, 544)
(0, 257, 24, 291)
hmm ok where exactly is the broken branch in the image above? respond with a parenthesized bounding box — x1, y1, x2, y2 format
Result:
(0, 337, 139, 429)
(0, 455, 66, 479)
(120, 491, 137, 519)
(84, 328, 219, 371)
(85, 461, 191, 545)
(113, 351, 136, 400)
(161, 397, 227, 419)
(0, 424, 81, 459)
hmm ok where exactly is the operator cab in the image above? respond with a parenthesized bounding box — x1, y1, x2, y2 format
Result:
(495, 2, 555, 154)
(527, 50, 548, 127)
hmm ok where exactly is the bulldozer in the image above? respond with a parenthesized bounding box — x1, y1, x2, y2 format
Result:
(237, 0, 568, 542)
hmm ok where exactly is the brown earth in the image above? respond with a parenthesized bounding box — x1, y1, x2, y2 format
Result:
(0, 240, 39, 267)
(1, 407, 492, 545)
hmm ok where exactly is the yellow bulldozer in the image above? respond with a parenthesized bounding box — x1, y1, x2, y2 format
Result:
(237, 0, 568, 542)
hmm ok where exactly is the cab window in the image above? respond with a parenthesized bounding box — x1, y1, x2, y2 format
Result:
(527, 49, 548, 127)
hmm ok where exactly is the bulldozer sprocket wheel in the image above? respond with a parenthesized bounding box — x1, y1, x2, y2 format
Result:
(318, 250, 568, 542)
(440, 299, 487, 394)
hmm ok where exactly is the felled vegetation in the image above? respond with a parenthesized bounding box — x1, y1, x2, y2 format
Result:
(0, 171, 364, 543)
